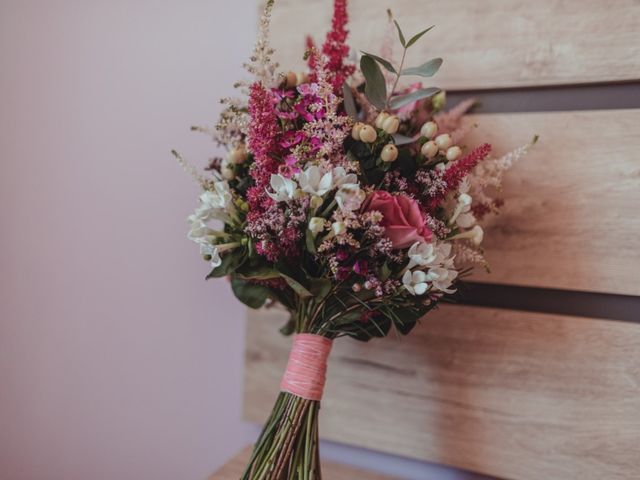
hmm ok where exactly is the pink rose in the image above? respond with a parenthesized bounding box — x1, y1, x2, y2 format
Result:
(363, 191, 432, 249)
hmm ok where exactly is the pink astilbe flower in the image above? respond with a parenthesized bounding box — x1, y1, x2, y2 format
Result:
(321, 0, 355, 92)
(426, 143, 492, 211)
(302, 55, 353, 164)
(247, 81, 281, 210)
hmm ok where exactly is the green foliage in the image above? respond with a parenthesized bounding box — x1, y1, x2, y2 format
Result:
(230, 277, 270, 309)
(402, 58, 443, 77)
(389, 87, 440, 110)
(393, 20, 406, 47)
(360, 51, 396, 73)
(360, 55, 387, 110)
(309, 278, 332, 300)
(406, 25, 435, 47)
(342, 83, 358, 119)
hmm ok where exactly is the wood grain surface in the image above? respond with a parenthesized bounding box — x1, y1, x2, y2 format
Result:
(244, 306, 640, 480)
(464, 109, 640, 296)
(209, 446, 401, 480)
(261, 0, 640, 90)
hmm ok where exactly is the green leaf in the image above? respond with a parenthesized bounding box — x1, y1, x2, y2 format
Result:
(405, 25, 435, 48)
(230, 277, 270, 309)
(305, 228, 317, 254)
(279, 315, 296, 335)
(342, 83, 358, 120)
(401, 58, 443, 78)
(236, 265, 280, 281)
(379, 262, 391, 281)
(277, 271, 313, 298)
(205, 249, 246, 279)
(360, 55, 387, 110)
(360, 51, 396, 73)
(393, 20, 406, 47)
(389, 87, 440, 110)
(309, 277, 332, 300)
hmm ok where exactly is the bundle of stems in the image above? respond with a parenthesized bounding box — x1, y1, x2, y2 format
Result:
(240, 392, 321, 480)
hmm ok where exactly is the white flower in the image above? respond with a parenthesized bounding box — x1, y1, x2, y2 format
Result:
(297, 165, 333, 196)
(200, 243, 222, 268)
(451, 225, 484, 246)
(331, 221, 347, 236)
(402, 270, 430, 295)
(335, 184, 365, 212)
(407, 242, 437, 270)
(404, 241, 458, 294)
(425, 266, 458, 294)
(195, 181, 235, 223)
(266, 174, 297, 202)
(308, 217, 325, 236)
(187, 215, 212, 243)
(332, 166, 358, 187)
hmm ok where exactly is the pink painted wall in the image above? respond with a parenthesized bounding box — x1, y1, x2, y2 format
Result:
(0, 1, 256, 479)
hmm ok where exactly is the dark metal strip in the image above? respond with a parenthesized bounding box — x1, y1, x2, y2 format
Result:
(453, 283, 640, 323)
(447, 82, 640, 113)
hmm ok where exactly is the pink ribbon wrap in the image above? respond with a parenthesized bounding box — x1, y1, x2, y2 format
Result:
(280, 334, 333, 401)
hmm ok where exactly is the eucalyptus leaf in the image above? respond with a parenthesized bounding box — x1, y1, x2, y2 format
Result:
(406, 25, 435, 48)
(389, 87, 440, 110)
(393, 20, 406, 47)
(360, 55, 387, 110)
(342, 83, 358, 120)
(230, 277, 270, 309)
(401, 58, 443, 78)
(360, 51, 396, 73)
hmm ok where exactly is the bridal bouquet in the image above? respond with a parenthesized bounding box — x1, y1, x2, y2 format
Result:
(175, 1, 534, 478)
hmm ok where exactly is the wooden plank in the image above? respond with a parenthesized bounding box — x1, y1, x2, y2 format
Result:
(244, 306, 640, 480)
(464, 109, 640, 295)
(209, 446, 401, 480)
(262, 0, 640, 90)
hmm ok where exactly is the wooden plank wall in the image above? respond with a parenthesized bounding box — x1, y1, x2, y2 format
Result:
(264, 0, 640, 89)
(245, 307, 640, 480)
(242, 1, 640, 479)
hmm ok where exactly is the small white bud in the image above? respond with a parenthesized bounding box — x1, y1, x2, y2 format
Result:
(375, 112, 390, 129)
(446, 145, 462, 161)
(435, 133, 452, 150)
(382, 115, 400, 134)
(351, 122, 365, 141)
(380, 144, 398, 163)
(284, 71, 297, 88)
(359, 124, 377, 143)
(420, 121, 438, 139)
(228, 146, 247, 164)
(296, 72, 309, 85)
(421, 140, 438, 158)
(220, 161, 235, 180)
(352, 283, 362, 293)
